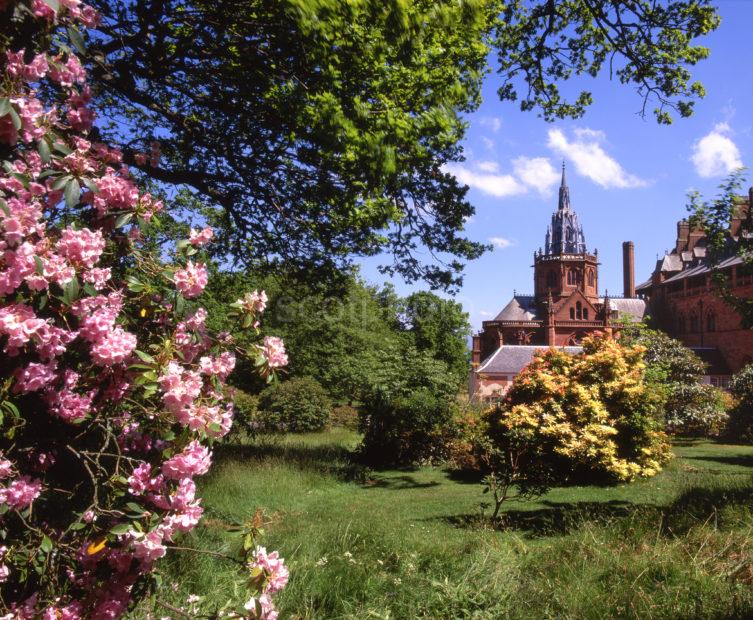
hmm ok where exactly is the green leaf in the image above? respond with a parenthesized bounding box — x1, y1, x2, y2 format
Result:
(64, 178, 81, 209)
(114, 212, 133, 228)
(52, 141, 72, 156)
(134, 350, 156, 364)
(82, 178, 98, 193)
(8, 107, 21, 131)
(51, 175, 72, 191)
(67, 25, 86, 55)
(44, 0, 60, 11)
(0, 198, 9, 217)
(109, 523, 132, 536)
(37, 138, 51, 164)
(63, 277, 80, 305)
(0, 98, 10, 117)
(34, 255, 44, 275)
(40, 535, 53, 553)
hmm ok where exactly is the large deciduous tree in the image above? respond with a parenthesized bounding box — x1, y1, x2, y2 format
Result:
(65, 0, 719, 289)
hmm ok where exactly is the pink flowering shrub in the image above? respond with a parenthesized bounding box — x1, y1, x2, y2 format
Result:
(0, 2, 288, 617)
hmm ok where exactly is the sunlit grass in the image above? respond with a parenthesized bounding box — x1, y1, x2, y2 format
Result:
(135, 431, 753, 619)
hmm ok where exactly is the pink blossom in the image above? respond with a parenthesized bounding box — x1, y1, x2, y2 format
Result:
(82, 509, 96, 523)
(5, 50, 25, 78)
(199, 352, 236, 380)
(174, 261, 208, 298)
(56, 227, 105, 268)
(31, 0, 56, 19)
(0, 458, 12, 479)
(90, 327, 137, 366)
(24, 54, 49, 81)
(159, 362, 203, 414)
(128, 462, 165, 497)
(189, 226, 214, 247)
(47, 386, 93, 422)
(252, 546, 290, 594)
(244, 593, 278, 620)
(161, 440, 211, 480)
(14, 360, 57, 393)
(1, 476, 42, 510)
(260, 336, 288, 369)
(129, 528, 167, 564)
(82, 267, 111, 289)
(49, 55, 86, 87)
(238, 290, 267, 314)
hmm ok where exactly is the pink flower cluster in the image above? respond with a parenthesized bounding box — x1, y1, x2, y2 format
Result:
(0, 476, 42, 510)
(238, 290, 268, 315)
(261, 336, 288, 369)
(174, 260, 208, 298)
(189, 226, 214, 246)
(246, 547, 290, 619)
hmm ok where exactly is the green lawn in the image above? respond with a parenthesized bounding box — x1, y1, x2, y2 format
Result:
(140, 431, 753, 619)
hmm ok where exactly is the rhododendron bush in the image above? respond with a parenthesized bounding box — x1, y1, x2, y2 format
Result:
(0, 1, 287, 617)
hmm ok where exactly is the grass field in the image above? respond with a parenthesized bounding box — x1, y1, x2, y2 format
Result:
(139, 430, 753, 619)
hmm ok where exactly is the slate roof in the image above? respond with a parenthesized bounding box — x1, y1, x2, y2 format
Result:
(494, 295, 540, 321)
(601, 297, 647, 321)
(478, 345, 582, 374)
(690, 347, 732, 376)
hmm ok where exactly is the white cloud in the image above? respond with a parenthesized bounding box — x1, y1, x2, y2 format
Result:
(480, 117, 502, 133)
(481, 137, 495, 151)
(489, 236, 514, 249)
(512, 156, 559, 196)
(691, 123, 743, 178)
(479, 310, 494, 318)
(547, 128, 647, 189)
(477, 160, 499, 173)
(443, 163, 526, 198)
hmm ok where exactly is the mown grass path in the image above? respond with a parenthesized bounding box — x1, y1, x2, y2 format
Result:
(144, 431, 753, 619)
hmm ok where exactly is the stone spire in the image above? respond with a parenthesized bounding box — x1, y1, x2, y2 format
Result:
(544, 161, 587, 255)
(558, 160, 571, 212)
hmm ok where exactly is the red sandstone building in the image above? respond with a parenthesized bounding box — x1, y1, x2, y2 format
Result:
(470, 167, 645, 400)
(635, 189, 753, 386)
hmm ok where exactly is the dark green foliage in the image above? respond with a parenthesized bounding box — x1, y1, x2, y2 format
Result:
(621, 324, 706, 384)
(358, 388, 454, 467)
(398, 291, 471, 385)
(330, 405, 359, 430)
(664, 383, 728, 437)
(71, 0, 718, 289)
(257, 377, 333, 433)
(727, 365, 753, 442)
(228, 389, 259, 438)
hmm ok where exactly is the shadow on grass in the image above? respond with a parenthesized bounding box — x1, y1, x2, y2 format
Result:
(439, 483, 753, 538)
(685, 454, 753, 469)
(364, 475, 440, 490)
(215, 440, 370, 482)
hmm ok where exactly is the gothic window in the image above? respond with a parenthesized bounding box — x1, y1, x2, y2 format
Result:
(689, 312, 699, 333)
(677, 313, 686, 334)
(547, 270, 557, 288)
(567, 270, 574, 285)
(570, 307, 575, 320)
(576, 301, 582, 320)
(583, 308, 589, 320)
(707, 311, 716, 332)
(587, 270, 594, 287)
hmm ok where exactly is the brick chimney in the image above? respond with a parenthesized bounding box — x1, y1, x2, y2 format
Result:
(622, 241, 635, 298)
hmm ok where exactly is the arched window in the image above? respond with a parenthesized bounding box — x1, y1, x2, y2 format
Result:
(570, 307, 575, 320)
(567, 270, 574, 285)
(689, 313, 699, 333)
(547, 270, 557, 288)
(576, 301, 582, 320)
(587, 270, 594, 287)
(583, 308, 589, 320)
(707, 311, 716, 332)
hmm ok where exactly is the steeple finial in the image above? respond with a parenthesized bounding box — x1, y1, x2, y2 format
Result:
(558, 161, 570, 211)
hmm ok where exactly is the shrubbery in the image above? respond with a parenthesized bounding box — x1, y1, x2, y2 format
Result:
(0, 3, 288, 616)
(358, 388, 454, 466)
(452, 335, 673, 518)
(257, 376, 332, 432)
(665, 383, 728, 437)
(726, 365, 753, 441)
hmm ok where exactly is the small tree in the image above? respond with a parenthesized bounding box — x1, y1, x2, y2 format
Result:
(257, 376, 332, 433)
(727, 365, 753, 441)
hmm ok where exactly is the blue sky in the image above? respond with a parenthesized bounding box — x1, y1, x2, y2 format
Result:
(361, 0, 752, 332)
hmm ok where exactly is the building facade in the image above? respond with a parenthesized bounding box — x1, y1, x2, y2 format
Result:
(636, 188, 753, 385)
(470, 166, 646, 400)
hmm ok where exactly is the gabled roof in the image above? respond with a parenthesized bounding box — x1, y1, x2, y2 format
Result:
(602, 297, 647, 321)
(478, 345, 582, 375)
(494, 295, 540, 321)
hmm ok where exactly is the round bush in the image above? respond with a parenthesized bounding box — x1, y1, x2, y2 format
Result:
(257, 376, 332, 432)
(664, 383, 729, 437)
(726, 365, 753, 441)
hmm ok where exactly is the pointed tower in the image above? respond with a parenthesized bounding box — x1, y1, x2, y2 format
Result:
(534, 163, 599, 303)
